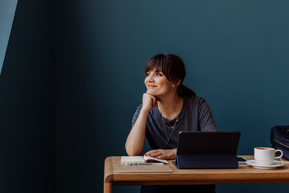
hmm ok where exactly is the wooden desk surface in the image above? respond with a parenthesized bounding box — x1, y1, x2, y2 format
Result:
(104, 156, 289, 193)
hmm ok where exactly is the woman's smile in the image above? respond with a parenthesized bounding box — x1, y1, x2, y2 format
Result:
(147, 84, 157, 89)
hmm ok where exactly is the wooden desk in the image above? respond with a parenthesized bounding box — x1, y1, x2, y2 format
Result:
(104, 156, 289, 193)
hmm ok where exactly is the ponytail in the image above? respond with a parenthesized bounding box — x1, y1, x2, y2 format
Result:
(177, 83, 196, 97)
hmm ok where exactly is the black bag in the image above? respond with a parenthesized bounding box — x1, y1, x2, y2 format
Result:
(270, 125, 289, 160)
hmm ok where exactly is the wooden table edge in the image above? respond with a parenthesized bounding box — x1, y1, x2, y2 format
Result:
(104, 156, 289, 185)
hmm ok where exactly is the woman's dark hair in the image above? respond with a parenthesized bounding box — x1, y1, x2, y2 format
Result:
(144, 54, 196, 97)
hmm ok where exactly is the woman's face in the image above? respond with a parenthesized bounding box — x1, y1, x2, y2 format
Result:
(144, 68, 175, 97)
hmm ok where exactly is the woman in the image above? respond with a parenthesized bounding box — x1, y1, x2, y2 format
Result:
(125, 54, 218, 193)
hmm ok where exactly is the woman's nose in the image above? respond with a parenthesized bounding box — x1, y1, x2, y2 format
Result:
(147, 75, 154, 82)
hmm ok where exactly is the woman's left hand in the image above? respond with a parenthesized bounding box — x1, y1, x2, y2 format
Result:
(144, 149, 177, 160)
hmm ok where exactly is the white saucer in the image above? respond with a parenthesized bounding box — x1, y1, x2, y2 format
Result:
(246, 160, 284, 169)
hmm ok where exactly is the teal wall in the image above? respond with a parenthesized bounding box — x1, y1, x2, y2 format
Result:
(0, 0, 18, 74)
(0, 0, 54, 192)
(55, 0, 289, 193)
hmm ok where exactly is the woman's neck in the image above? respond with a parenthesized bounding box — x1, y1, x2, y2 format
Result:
(157, 94, 183, 121)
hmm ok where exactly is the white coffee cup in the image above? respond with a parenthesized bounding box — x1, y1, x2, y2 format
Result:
(254, 147, 283, 165)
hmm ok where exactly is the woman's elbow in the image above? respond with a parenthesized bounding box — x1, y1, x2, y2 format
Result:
(126, 151, 139, 156)
(125, 144, 142, 156)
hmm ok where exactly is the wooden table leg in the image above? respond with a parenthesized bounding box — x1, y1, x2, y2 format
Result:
(104, 182, 112, 193)
(104, 157, 113, 193)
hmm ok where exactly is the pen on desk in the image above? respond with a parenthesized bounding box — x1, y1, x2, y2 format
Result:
(125, 163, 132, 166)
(134, 163, 164, 165)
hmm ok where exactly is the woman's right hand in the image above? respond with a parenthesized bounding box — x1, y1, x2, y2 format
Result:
(126, 92, 158, 156)
(141, 93, 159, 112)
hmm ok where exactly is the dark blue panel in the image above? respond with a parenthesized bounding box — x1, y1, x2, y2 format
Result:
(0, 0, 54, 192)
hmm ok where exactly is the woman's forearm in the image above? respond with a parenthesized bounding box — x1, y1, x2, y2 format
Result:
(125, 109, 149, 156)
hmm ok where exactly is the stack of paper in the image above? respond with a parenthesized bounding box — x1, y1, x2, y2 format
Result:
(121, 156, 168, 164)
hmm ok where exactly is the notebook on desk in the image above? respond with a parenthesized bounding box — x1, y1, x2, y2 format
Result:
(173, 131, 241, 169)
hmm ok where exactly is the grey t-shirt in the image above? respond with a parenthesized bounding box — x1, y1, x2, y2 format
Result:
(132, 96, 218, 150)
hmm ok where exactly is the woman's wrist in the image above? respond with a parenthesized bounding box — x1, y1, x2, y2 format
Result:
(140, 108, 150, 115)
(172, 149, 177, 159)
